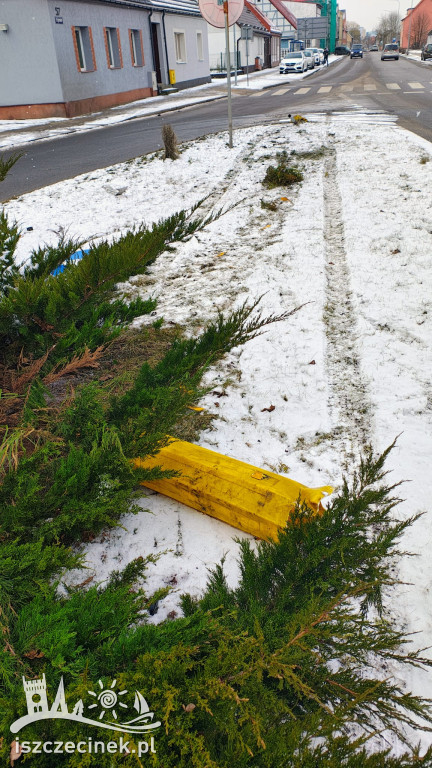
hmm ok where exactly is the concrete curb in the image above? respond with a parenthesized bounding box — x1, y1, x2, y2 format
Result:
(399, 53, 432, 69)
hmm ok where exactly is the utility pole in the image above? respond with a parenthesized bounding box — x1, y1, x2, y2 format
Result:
(224, 1, 233, 148)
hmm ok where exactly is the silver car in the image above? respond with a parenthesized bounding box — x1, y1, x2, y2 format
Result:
(305, 47, 321, 66)
(303, 50, 315, 69)
(381, 44, 399, 60)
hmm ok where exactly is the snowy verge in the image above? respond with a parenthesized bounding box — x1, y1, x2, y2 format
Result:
(6, 114, 432, 748)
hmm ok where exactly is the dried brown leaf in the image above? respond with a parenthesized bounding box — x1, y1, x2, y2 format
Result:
(44, 346, 104, 384)
(23, 649, 44, 659)
(10, 348, 52, 394)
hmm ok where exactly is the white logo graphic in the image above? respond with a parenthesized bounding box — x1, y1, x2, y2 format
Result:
(10, 675, 161, 735)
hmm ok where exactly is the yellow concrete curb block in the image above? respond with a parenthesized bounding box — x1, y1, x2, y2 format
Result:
(133, 438, 333, 541)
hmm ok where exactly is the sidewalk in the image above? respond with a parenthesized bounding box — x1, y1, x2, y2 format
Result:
(0, 56, 338, 151)
(400, 49, 432, 65)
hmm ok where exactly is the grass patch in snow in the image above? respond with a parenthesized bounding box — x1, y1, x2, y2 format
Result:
(291, 144, 329, 161)
(263, 151, 304, 189)
(260, 198, 278, 211)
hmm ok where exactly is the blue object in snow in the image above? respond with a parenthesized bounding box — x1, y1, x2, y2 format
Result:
(51, 248, 90, 276)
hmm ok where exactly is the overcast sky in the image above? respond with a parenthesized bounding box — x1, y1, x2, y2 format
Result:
(342, 0, 410, 32)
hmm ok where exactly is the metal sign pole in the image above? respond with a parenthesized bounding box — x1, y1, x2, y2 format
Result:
(224, 1, 233, 148)
(233, 24, 237, 86)
(246, 31, 249, 85)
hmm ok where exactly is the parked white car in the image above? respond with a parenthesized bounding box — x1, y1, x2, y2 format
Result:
(280, 52, 307, 74)
(303, 49, 315, 69)
(318, 48, 325, 64)
(305, 47, 321, 66)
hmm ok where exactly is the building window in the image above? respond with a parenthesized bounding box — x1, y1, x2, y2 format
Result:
(72, 26, 96, 72)
(104, 27, 123, 68)
(196, 31, 203, 61)
(174, 31, 186, 63)
(129, 28, 144, 66)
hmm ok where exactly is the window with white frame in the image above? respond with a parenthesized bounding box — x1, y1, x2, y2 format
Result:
(174, 31, 186, 63)
(196, 31, 203, 60)
(73, 26, 96, 72)
(129, 28, 144, 66)
(105, 27, 122, 68)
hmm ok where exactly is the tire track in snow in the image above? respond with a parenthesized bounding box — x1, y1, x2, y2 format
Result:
(322, 146, 373, 454)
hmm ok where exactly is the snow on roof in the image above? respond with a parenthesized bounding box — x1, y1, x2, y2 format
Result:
(88, 0, 202, 16)
(149, 0, 202, 14)
(237, 5, 270, 33)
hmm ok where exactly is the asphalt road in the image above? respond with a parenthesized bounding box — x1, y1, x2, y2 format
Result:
(2, 52, 432, 201)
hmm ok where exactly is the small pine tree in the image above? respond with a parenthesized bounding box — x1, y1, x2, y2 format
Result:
(0, 153, 22, 295)
(0, 151, 22, 183)
(0, 209, 20, 295)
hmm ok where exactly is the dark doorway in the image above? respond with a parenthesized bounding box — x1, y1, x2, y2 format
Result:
(151, 23, 162, 83)
(264, 37, 271, 68)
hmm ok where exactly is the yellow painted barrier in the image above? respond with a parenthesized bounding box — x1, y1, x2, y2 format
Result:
(134, 439, 333, 541)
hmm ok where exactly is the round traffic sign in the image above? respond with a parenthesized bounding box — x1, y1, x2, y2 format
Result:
(199, 0, 244, 28)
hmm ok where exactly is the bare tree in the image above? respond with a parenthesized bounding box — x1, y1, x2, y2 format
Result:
(410, 11, 430, 48)
(347, 21, 361, 41)
(376, 11, 400, 46)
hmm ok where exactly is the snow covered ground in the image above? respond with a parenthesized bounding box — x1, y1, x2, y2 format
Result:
(4, 109, 432, 749)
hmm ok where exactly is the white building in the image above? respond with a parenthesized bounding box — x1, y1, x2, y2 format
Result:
(207, 0, 281, 72)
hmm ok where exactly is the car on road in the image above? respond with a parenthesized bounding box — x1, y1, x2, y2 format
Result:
(303, 49, 315, 69)
(421, 43, 432, 60)
(350, 44, 363, 58)
(370, 44, 379, 51)
(305, 47, 322, 66)
(279, 52, 307, 74)
(381, 43, 399, 60)
(335, 46, 350, 55)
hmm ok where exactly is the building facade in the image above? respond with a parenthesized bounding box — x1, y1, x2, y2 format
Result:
(253, 0, 297, 51)
(207, 0, 280, 72)
(0, 0, 211, 119)
(400, 0, 432, 49)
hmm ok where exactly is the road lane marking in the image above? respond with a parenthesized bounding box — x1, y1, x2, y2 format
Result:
(318, 86, 332, 93)
(341, 84, 354, 91)
(272, 88, 291, 95)
(408, 82, 424, 89)
(364, 84, 377, 90)
(295, 87, 311, 94)
(386, 82, 401, 89)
